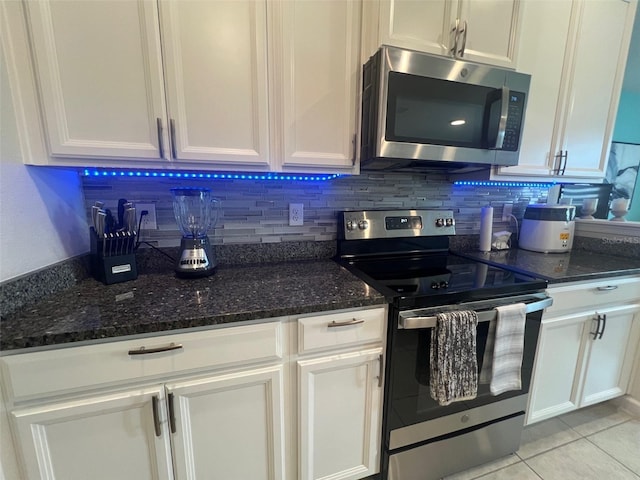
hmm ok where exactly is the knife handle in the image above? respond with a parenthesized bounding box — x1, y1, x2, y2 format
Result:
(117, 198, 127, 230)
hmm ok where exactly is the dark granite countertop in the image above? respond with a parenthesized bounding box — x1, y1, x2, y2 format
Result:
(0, 260, 386, 352)
(454, 248, 640, 283)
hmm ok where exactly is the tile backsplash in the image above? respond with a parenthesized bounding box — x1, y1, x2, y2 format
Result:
(82, 172, 550, 248)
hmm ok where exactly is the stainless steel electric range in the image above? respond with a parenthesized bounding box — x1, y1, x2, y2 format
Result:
(336, 209, 552, 480)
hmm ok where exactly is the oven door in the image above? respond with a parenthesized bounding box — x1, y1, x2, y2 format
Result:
(387, 293, 551, 451)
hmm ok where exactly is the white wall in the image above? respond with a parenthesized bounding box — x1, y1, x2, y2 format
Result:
(0, 48, 88, 282)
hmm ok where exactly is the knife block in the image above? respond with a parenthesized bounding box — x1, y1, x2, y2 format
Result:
(90, 228, 138, 285)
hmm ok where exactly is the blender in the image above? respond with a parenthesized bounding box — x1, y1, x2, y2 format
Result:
(171, 187, 219, 277)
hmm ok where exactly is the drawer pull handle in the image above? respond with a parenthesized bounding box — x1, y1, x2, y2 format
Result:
(152, 395, 161, 437)
(596, 285, 618, 291)
(128, 342, 183, 356)
(328, 318, 365, 328)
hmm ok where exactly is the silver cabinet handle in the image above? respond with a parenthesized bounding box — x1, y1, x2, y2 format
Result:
(458, 20, 468, 57)
(591, 314, 602, 340)
(377, 354, 384, 388)
(599, 313, 607, 339)
(597, 285, 618, 291)
(328, 318, 365, 328)
(128, 342, 183, 356)
(351, 134, 357, 166)
(560, 150, 568, 175)
(156, 118, 165, 159)
(168, 392, 177, 434)
(553, 150, 568, 175)
(170, 118, 177, 159)
(450, 18, 460, 56)
(152, 395, 161, 437)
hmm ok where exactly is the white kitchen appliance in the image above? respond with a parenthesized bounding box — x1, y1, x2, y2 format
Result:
(519, 204, 576, 253)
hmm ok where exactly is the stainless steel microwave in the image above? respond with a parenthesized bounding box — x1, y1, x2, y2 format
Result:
(360, 46, 531, 171)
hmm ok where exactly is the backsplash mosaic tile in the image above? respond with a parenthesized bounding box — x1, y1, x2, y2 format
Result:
(81, 172, 551, 248)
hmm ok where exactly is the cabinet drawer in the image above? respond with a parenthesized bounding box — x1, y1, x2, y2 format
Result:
(297, 307, 386, 354)
(1, 321, 283, 401)
(546, 277, 640, 316)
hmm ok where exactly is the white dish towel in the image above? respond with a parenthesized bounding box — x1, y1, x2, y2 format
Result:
(482, 303, 527, 396)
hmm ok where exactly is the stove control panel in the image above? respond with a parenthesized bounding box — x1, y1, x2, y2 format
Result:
(340, 209, 456, 240)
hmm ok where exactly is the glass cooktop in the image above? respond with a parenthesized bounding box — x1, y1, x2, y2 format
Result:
(342, 253, 547, 307)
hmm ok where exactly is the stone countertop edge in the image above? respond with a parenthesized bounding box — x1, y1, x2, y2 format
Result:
(453, 248, 640, 283)
(0, 260, 387, 353)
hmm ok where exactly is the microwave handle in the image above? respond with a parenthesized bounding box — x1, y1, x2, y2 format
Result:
(494, 86, 509, 149)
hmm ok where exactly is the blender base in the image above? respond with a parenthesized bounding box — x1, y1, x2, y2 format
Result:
(175, 237, 217, 278)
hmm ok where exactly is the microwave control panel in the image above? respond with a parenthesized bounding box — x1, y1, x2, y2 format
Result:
(503, 91, 526, 151)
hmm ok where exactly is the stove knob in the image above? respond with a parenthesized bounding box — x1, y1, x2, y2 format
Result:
(445, 218, 455, 227)
(439, 281, 449, 288)
(431, 282, 440, 289)
(358, 220, 369, 230)
(435, 218, 444, 227)
(346, 220, 355, 231)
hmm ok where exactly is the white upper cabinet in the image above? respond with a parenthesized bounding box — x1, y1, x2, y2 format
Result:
(9, 0, 362, 173)
(23, 0, 167, 160)
(494, 0, 573, 178)
(375, 0, 520, 68)
(454, 0, 520, 67)
(278, 0, 361, 171)
(158, 0, 271, 167)
(492, 0, 637, 181)
(555, 0, 634, 179)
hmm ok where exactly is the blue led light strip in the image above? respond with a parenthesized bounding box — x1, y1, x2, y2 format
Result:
(81, 169, 341, 182)
(454, 180, 556, 188)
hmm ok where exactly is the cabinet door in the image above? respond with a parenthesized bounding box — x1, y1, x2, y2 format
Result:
(298, 348, 383, 480)
(278, 0, 361, 172)
(378, 0, 520, 68)
(457, 0, 521, 68)
(580, 307, 640, 407)
(494, 0, 573, 178)
(24, 0, 167, 160)
(378, 0, 453, 57)
(556, 0, 635, 179)
(167, 365, 286, 480)
(12, 386, 173, 480)
(526, 314, 586, 425)
(158, 0, 270, 167)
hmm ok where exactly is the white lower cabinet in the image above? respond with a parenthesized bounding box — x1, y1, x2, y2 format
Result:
(526, 277, 640, 425)
(298, 349, 383, 480)
(294, 307, 386, 480)
(11, 367, 286, 480)
(1, 306, 387, 480)
(167, 365, 285, 480)
(12, 386, 174, 480)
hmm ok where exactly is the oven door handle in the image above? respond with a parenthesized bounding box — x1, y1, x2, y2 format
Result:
(398, 297, 553, 330)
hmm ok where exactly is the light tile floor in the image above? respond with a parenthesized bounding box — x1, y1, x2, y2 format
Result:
(444, 401, 640, 480)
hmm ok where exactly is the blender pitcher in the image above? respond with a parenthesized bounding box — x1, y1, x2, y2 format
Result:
(171, 187, 219, 277)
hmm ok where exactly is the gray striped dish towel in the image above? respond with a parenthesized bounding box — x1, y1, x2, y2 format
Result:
(481, 303, 527, 395)
(430, 310, 478, 406)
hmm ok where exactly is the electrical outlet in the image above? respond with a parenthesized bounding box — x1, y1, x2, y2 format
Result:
(137, 203, 157, 230)
(502, 202, 513, 221)
(289, 203, 304, 226)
